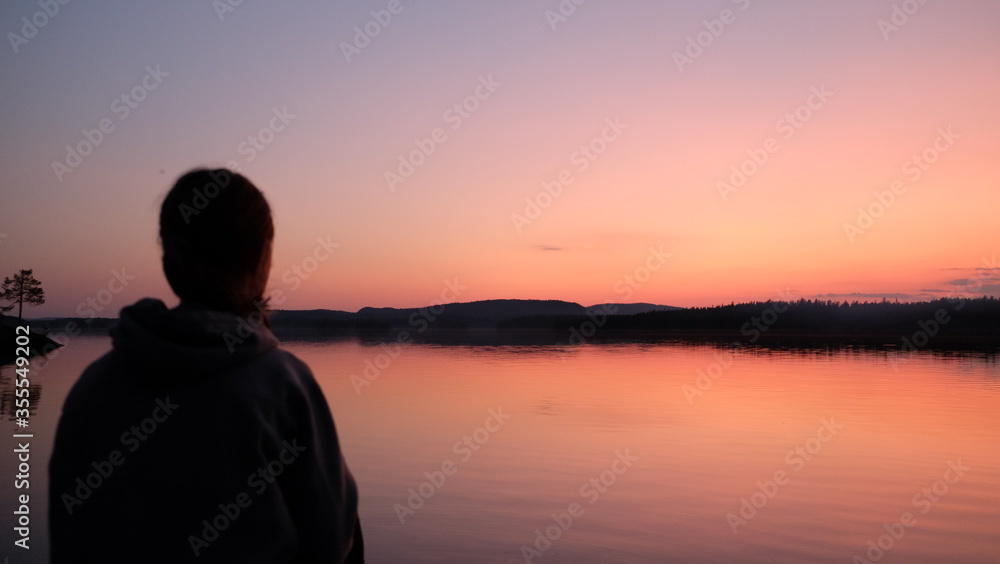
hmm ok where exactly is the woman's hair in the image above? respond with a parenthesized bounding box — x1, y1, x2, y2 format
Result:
(159, 169, 274, 322)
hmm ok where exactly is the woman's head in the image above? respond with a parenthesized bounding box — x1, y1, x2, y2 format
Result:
(160, 169, 273, 320)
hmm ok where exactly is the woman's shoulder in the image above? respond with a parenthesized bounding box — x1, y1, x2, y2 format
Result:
(63, 345, 322, 416)
(187, 346, 322, 406)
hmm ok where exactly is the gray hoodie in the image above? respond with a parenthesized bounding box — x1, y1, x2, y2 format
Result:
(49, 298, 363, 562)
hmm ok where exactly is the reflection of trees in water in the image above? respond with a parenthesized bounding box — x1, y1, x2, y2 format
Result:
(0, 370, 43, 420)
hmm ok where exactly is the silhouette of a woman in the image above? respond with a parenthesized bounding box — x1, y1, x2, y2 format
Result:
(49, 169, 364, 562)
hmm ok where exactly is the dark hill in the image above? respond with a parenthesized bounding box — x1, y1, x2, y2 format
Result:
(358, 299, 583, 319)
(586, 303, 683, 315)
(268, 299, 602, 332)
(355, 299, 586, 329)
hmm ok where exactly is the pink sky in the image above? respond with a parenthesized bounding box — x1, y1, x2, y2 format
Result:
(1, 1, 998, 317)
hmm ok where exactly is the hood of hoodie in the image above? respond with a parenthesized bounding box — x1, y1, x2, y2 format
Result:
(110, 298, 279, 382)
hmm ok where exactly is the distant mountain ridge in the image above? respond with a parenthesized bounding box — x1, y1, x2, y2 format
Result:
(587, 303, 682, 316)
(18, 299, 683, 334)
(357, 298, 586, 319)
(15, 298, 1000, 349)
(270, 299, 682, 330)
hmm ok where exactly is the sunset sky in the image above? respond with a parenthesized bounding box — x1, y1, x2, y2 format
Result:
(2, 1, 999, 317)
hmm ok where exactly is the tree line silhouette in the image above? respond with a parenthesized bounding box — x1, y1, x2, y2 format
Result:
(12, 297, 1000, 351)
(522, 297, 1000, 344)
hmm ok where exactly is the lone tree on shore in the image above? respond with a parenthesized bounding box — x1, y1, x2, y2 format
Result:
(1, 269, 46, 323)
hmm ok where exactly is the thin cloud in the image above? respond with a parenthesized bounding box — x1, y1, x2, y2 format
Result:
(953, 283, 1000, 296)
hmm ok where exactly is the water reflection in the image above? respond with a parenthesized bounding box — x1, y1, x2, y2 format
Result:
(297, 338, 1000, 563)
(3, 335, 999, 563)
(0, 375, 43, 421)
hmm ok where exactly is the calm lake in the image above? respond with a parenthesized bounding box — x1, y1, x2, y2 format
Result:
(2, 334, 999, 563)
